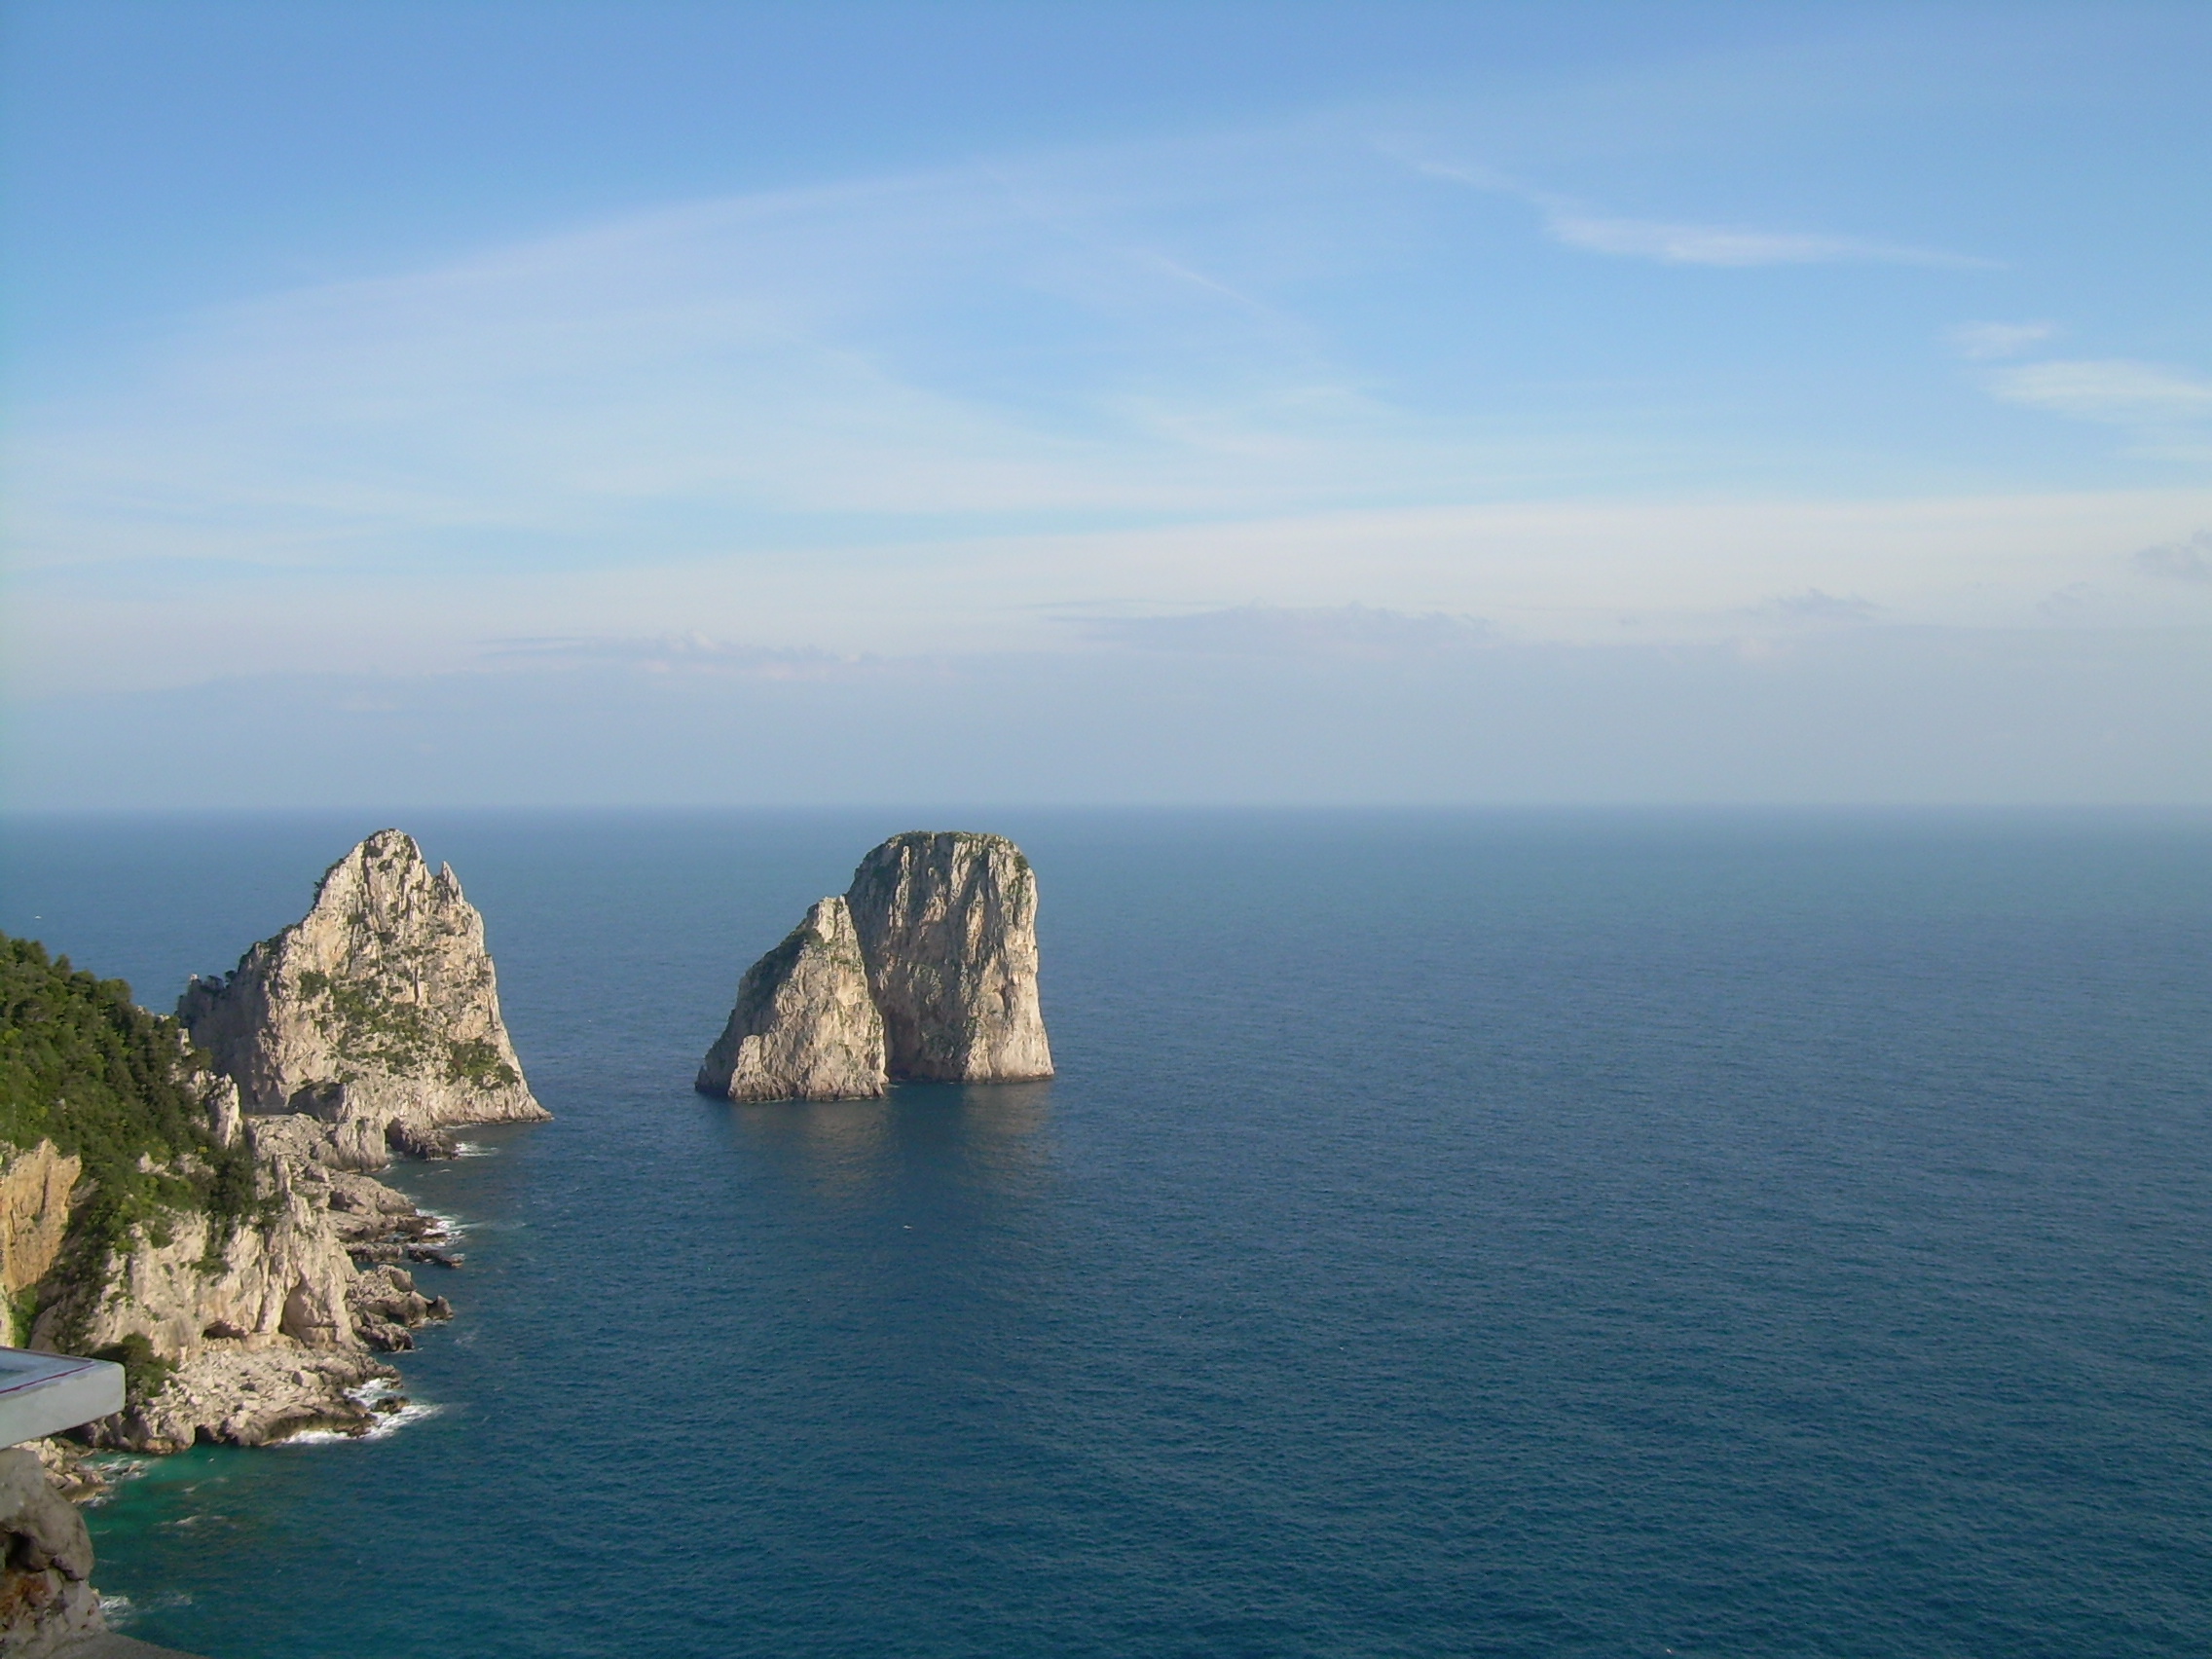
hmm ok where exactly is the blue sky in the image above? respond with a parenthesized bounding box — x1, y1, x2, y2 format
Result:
(4, 1, 2209, 805)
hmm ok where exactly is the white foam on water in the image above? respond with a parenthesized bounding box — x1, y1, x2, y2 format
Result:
(453, 1141, 498, 1158)
(276, 1379, 442, 1446)
(102, 1590, 191, 1629)
(80, 1454, 152, 1506)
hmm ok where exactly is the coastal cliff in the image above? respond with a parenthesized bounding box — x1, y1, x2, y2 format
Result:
(846, 832, 1053, 1083)
(33, 1125, 455, 1453)
(698, 831, 1051, 1102)
(696, 898, 887, 1103)
(179, 829, 548, 1163)
(2, 914, 480, 1457)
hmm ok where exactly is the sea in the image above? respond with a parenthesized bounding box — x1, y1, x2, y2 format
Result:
(0, 809, 2207, 1659)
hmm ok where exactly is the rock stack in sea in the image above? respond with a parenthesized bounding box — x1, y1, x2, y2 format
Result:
(696, 831, 1054, 1103)
(695, 898, 887, 1103)
(179, 828, 550, 1165)
(847, 831, 1054, 1083)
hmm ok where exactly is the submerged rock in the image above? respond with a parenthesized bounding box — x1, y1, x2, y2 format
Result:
(844, 831, 1053, 1083)
(178, 828, 548, 1164)
(696, 898, 887, 1102)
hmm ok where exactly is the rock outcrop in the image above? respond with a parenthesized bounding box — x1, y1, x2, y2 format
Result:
(0, 1449, 102, 1654)
(37, 1146, 356, 1365)
(0, 1146, 81, 1339)
(844, 832, 1053, 1083)
(178, 829, 548, 1166)
(696, 899, 887, 1103)
(1, 906, 474, 1462)
(31, 1120, 456, 1454)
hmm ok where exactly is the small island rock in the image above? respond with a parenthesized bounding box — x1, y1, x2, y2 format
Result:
(696, 897, 887, 1102)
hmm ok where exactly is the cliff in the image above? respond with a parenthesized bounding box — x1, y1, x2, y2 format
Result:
(30, 1122, 458, 1453)
(1, 932, 457, 1456)
(0, 1145, 80, 1330)
(696, 898, 886, 1103)
(178, 829, 548, 1164)
(845, 832, 1053, 1083)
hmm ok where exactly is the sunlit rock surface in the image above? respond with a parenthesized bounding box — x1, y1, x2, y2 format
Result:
(696, 897, 887, 1103)
(844, 831, 1053, 1083)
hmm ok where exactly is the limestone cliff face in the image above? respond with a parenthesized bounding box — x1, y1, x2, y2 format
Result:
(37, 1152, 357, 1367)
(178, 829, 547, 1161)
(33, 1130, 456, 1453)
(0, 1145, 80, 1326)
(844, 832, 1053, 1083)
(696, 898, 887, 1103)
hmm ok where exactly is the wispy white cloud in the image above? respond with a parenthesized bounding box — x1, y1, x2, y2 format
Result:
(1543, 212, 1970, 268)
(1993, 359, 2212, 424)
(1403, 154, 1982, 268)
(15, 487, 2212, 699)
(1948, 320, 2056, 359)
(1752, 589, 1885, 623)
(1074, 604, 1495, 658)
(3, 121, 2200, 713)
(3, 136, 1581, 585)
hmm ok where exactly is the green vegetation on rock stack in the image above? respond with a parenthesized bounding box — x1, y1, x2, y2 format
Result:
(0, 934, 257, 1267)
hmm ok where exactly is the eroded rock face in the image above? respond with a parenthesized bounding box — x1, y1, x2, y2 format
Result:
(0, 1449, 102, 1653)
(28, 1127, 457, 1454)
(0, 1145, 80, 1320)
(697, 898, 887, 1102)
(178, 829, 548, 1163)
(844, 832, 1053, 1083)
(35, 1147, 356, 1367)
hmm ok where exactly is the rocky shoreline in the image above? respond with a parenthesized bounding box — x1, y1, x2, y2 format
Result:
(46, 1125, 465, 1456)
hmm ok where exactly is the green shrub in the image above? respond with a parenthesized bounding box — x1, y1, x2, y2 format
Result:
(91, 1332, 175, 1405)
(0, 933, 258, 1290)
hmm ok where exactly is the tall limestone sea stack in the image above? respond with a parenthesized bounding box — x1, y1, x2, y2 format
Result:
(846, 831, 1053, 1083)
(180, 829, 549, 1163)
(696, 831, 1052, 1103)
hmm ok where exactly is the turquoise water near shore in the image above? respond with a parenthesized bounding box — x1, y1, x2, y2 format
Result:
(3, 810, 2209, 1658)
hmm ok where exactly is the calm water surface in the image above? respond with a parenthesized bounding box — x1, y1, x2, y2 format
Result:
(0, 810, 2207, 1659)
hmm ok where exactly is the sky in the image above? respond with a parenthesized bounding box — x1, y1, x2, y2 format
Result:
(3, 0, 2208, 807)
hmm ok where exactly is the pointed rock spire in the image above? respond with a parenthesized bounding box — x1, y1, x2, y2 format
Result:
(179, 829, 547, 1161)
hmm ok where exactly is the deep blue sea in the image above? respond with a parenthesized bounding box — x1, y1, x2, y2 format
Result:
(1, 810, 2208, 1659)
